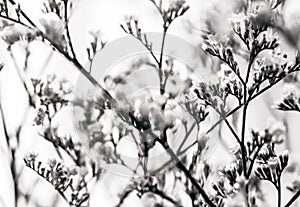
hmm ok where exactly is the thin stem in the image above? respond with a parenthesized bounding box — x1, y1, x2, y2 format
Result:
(151, 132, 216, 207)
(0, 14, 30, 28)
(246, 143, 265, 178)
(8, 0, 36, 27)
(159, 28, 167, 94)
(206, 104, 242, 134)
(240, 100, 248, 176)
(277, 178, 282, 207)
(216, 109, 241, 144)
(153, 188, 180, 206)
(233, 30, 250, 51)
(149, 0, 163, 15)
(11, 149, 19, 207)
(177, 121, 197, 153)
(284, 189, 300, 207)
(63, 0, 77, 60)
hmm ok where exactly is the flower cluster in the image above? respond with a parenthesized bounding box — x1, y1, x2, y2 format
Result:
(275, 91, 300, 112)
(246, 129, 273, 158)
(193, 82, 227, 113)
(24, 154, 89, 207)
(87, 30, 106, 62)
(184, 92, 209, 123)
(255, 145, 288, 185)
(120, 16, 153, 52)
(202, 34, 240, 77)
(42, 0, 65, 18)
(42, 127, 88, 166)
(161, 0, 189, 29)
(0, 23, 36, 47)
(117, 175, 175, 207)
(32, 74, 72, 125)
(212, 152, 243, 200)
(249, 29, 279, 63)
(218, 64, 243, 103)
(38, 12, 66, 48)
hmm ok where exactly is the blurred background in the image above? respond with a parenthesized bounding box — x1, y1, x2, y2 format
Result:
(1, 0, 300, 206)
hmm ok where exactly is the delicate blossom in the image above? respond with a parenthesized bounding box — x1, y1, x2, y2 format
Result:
(0, 24, 35, 47)
(39, 12, 66, 47)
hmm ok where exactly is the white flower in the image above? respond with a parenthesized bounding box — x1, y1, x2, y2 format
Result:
(46, 73, 57, 83)
(282, 83, 299, 97)
(230, 13, 247, 24)
(0, 24, 34, 46)
(39, 12, 66, 46)
(218, 64, 238, 86)
(267, 119, 286, 144)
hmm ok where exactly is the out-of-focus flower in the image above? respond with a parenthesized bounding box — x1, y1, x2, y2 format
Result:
(287, 176, 300, 192)
(80, 166, 89, 177)
(34, 108, 47, 126)
(24, 152, 38, 165)
(267, 119, 286, 144)
(39, 12, 66, 47)
(218, 64, 238, 85)
(0, 24, 35, 46)
(48, 158, 57, 168)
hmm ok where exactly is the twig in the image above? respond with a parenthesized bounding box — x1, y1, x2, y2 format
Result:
(158, 28, 167, 94)
(284, 189, 300, 207)
(63, 0, 77, 60)
(277, 178, 282, 207)
(149, 131, 216, 207)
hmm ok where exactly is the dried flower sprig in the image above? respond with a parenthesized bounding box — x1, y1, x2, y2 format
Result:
(202, 34, 243, 84)
(32, 74, 72, 125)
(87, 30, 106, 66)
(42, 0, 65, 18)
(184, 93, 209, 124)
(161, 0, 189, 29)
(255, 145, 288, 207)
(275, 92, 300, 112)
(120, 16, 157, 63)
(24, 154, 89, 206)
(193, 82, 227, 112)
(255, 146, 288, 180)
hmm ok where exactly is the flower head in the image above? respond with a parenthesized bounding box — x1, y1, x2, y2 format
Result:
(0, 24, 35, 46)
(39, 12, 66, 47)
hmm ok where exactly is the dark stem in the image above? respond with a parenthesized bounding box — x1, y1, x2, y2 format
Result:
(177, 121, 197, 153)
(63, 0, 77, 60)
(216, 109, 241, 144)
(284, 189, 300, 207)
(153, 135, 216, 207)
(11, 149, 19, 207)
(153, 188, 180, 206)
(277, 178, 282, 207)
(3, 0, 8, 16)
(240, 100, 247, 176)
(159, 28, 167, 94)
(246, 143, 265, 178)
(8, 0, 37, 27)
